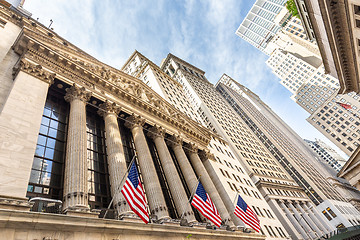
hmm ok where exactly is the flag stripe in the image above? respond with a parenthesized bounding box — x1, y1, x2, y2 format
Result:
(191, 182, 222, 228)
(233, 195, 260, 232)
(121, 162, 149, 224)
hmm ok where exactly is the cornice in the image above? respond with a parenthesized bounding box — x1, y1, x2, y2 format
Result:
(13, 58, 55, 85)
(12, 31, 211, 148)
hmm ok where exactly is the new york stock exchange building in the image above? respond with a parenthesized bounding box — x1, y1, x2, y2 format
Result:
(0, 3, 265, 240)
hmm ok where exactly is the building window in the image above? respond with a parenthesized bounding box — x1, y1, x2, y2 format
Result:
(86, 106, 111, 209)
(322, 210, 332, 220)
(0, 18, 6, 28)
(27, 88, 68, 200)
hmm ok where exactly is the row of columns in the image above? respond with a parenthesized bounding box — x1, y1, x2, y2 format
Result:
(62, 85, 237, 228)
(278, 200, 332, 239)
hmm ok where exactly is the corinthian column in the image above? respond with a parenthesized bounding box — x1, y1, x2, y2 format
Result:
(279, 200, 307, 239)
(63, 84, 91, 212)
(199, 150, 243, 227)
(288, 201, 317, 239)
(296, 201, 323, 236)
(186, 143, 235, 229)
(148, 127, 196, 225)
(125, 115, 169, 221)
(98, 101, 131, 218)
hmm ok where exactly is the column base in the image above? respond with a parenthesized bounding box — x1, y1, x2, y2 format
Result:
(64, 208, 99, 218)
(0, 196, 31, 211)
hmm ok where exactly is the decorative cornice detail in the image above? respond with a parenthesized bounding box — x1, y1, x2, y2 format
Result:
(98, 101, 121, 117)
(13, 59, 55, 85)
(9, 23, 210, 147)
(64, 84, 92, 103)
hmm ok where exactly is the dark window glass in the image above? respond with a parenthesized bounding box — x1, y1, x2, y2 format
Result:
(27, 89, 68, 201)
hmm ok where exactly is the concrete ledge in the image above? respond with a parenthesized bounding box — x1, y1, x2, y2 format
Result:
(0, 209, 265, 240)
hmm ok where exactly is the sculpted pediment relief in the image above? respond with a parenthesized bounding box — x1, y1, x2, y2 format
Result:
(11, 23, 210, 146)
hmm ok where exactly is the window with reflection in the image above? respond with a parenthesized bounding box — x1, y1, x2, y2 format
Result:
(86, 106, 111, 209)
(27, 89, 68, 200)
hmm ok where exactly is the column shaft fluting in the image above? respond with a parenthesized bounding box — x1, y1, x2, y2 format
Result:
(289, 202, 317, 239)
(296, 202, 323, 236)
(279, 201, 307, 239)
(63, 85, 91, 211)
(306, 202, 333, 232)
(148, 127, 196, 224)
(99, 101, 131, 217)
(201, 152, 243, 227)
(125, 115, 169, 221)
(187, 144, 234, 228)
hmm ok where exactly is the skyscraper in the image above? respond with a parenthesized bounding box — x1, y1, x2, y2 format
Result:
(236, 0, 288, 54)
(122, 51, 290, 238)
(0, 3, 265, 239)
(304, 139, 347, 172)
(159, 54, 342, 239)
(216, 74, 360, 229)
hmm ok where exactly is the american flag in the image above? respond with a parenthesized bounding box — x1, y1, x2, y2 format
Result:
(191, 181, 222, 228)
(336, 102, 352, 109)
(121, 161, 149, 224)
(234, 195, 260, 232)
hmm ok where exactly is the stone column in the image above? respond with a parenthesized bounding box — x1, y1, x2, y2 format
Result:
(288, 201, 316, 239)
(279, 200, 307, 239)
(296, 201, 323, 236)
(199, 150, 243, 227)
(302, 203, 328, 234)
(98, 101, 131, 218)
(186, 143, 235, 229)
(167, 136, 199, 193)
(148, 126, 196, 225)
(306, 202, 333, 232)
(63, 84, 91, 213)
(125, 115, 169, 221)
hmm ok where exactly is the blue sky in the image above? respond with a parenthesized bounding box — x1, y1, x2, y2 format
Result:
(22, 0, 347, 157)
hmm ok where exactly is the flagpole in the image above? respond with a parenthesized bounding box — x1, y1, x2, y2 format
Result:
(103, 154, 137, 219)
(180, 175, 201, 220)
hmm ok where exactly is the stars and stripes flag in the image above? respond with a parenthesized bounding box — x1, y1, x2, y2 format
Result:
(121, 161, 149, 224)
(191, 181, 222, 228)
(234, 194, 260, 232)
(336, 102, 352, 109)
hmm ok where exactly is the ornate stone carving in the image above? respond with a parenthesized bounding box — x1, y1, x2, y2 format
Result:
(64, 84, 92, 103)
(184, 142, 198, 154)
(199, 150, 215, 162)
(166, 135, 183, 148)
(124, 114, 146, 129)
(13, 59, 55, 85)
(97, 101, 121, 117)
(147, 125, 165, 140)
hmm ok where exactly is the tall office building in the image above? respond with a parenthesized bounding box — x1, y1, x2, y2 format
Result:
(216, 74, 360, 229)
(158, 54, 342, 239)
(235, 0, 288, 54)
(0, 3, 267, 239)
(304, 139, 347, 172)
(122, 51, 289, 239)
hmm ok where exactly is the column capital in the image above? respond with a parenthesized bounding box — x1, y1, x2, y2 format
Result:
(147, 125, 165, 140)
(198, 149, 215, 162)
(166, 135, 183, 148)
(98, 100, 121, 117)
(124, 114, 145, 129)
(64, 84, 92, 103)
(184, 143, 198, 154)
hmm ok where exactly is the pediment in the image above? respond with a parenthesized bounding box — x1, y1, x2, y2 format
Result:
(12, 27, 211, 147)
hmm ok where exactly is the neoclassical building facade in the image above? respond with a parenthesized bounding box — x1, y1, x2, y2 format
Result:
(0, 4, 264, 240)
